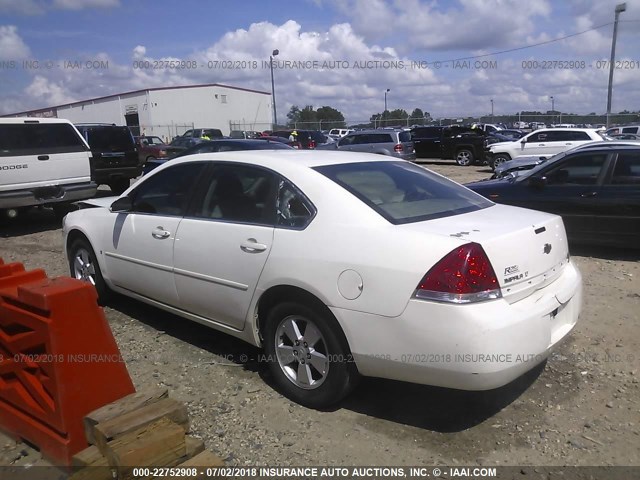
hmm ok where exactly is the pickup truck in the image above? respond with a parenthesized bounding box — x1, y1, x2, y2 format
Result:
(410, 126, 487, 166)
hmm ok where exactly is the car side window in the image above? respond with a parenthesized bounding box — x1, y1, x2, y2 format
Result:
(129, 163, 206, 216)
(569, 131, 591, 141)
(195, 164, 277, 224)
(544, 154, 607, 186)
(609, 153, 640, 185)
(369, 134, 392, 143)
(528, 132, 547, 142)
(276, 180, 315, 228)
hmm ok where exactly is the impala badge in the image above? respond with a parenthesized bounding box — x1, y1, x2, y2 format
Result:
(543, 243, 552, 254)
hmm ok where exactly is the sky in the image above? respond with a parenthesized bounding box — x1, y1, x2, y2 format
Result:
(0, 0, 639, 123)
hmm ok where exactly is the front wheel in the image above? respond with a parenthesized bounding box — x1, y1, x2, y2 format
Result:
(490, 154, 511, 171)
(263, 302, 358, 408)
(455, 149, 474, 166)
(68, 237, 111, 305)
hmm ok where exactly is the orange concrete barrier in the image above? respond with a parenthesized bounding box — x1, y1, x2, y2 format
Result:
(0, 258, 135, 465)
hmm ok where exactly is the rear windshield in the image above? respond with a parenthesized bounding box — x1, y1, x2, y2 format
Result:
(0, 123, 87, 157)
(315, 161, 492, 224)
(83, 127, 134, 151)
(399, 131, 411, 142)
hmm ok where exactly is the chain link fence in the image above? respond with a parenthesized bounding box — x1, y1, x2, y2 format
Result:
(231, 113, 640, 133)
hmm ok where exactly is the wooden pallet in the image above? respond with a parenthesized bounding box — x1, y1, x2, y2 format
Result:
(70, 387, 224, 480)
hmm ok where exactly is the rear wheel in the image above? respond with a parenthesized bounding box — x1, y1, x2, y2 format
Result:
(108, 178, 130, 195)
(264, 301, 358, 408)
(68, 237, 111, 305)
(491, 153, 511, 171)
(455, 149, 474, 166)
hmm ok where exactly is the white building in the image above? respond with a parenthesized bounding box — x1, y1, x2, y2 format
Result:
(6, 83, 272, 139)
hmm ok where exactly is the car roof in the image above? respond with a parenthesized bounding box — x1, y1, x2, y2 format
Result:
(0, 117, 76, 125)
(573, 141, 640, 151)
(163, 150, 398, 170)
(528, 127, 599, 133)
(347, 129, 404, 134)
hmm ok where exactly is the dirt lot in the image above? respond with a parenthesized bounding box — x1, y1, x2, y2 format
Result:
(1, 161, 638, 469)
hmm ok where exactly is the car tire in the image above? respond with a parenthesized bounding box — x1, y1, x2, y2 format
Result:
(68, 237, 111, 305)
(264, 301, 359, 408)
(108, 178, 130, 195)
(491, 154, 511, 171)
(455, 149, 474, 166)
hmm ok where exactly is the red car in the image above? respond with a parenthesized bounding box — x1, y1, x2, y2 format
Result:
(135, 136, 169, 163)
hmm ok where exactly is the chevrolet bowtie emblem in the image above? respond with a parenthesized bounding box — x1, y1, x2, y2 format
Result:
(543, 243, 552, 254)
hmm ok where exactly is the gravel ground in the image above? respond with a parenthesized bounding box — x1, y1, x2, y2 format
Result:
(0, 160, 638, 470)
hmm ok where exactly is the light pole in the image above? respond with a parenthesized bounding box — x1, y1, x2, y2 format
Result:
(384, 88, 390, 112)
(606, 2, 626, 127)
(550, 96, 554, 124)
(490, 99, 494, 120)
(270, 49, 279, 130)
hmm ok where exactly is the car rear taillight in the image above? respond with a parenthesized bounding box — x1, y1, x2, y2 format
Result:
(394, 143, 404, 153)
(308, 140, 317, 149)
(414, 243, 501, 304)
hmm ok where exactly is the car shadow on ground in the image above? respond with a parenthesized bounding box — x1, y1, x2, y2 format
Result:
(0, 208, 62, 238)
(108, 294, 262, 373)
(109, 293, 543, 432)
(340, 364, 544, 433)
(570, 244, 640, 261)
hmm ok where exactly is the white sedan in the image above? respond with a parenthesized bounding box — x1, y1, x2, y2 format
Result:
(63, 151, 582, 407)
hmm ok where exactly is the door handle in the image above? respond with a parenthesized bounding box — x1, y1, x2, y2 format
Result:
(151, 227, 171, 239)
(538, 144, 545, 146)
(37, 155, 50, 161)
(565, 143, 573, 146)
(580, 191, 598, 198)
(240, 239, 267, 253)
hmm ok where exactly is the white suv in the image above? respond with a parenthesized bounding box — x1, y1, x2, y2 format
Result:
(0, 118, 97, 218)
(488, 128, 606, 170)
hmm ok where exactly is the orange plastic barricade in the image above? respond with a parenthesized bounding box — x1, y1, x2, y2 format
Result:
(0, 258, 135, 465)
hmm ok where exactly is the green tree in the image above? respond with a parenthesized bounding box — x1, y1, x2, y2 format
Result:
(287, 105, 301, 125)
(316, 106, 346, 129)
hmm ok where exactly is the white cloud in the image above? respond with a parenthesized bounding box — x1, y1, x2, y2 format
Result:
(2, 18, 639, 120)
(132, 45, 146, 59)
(0, 25, 31, 59)
(24, 75, 77, 105)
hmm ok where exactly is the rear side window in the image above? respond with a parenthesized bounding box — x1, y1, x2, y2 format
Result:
(609, 152, 640, 185)
(411, 128, 440, 139)
(315, 161, 492, 224)
(368, 134, 393, 143)
(0, 123, 87, 157)
(82, 127, 134, 151)
(399, 131, 411, 142)
(569, 131, 592, 141)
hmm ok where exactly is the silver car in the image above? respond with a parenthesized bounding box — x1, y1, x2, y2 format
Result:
(317, 129, 416, 161)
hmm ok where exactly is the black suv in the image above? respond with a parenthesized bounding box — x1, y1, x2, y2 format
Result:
(410, 126, 487, 166)
(75, 124, 141, 194)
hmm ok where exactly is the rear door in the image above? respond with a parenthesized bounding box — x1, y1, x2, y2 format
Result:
(411, 127, 442, 158)
(0, 120, 91, 191)
(517, 151, 610, 240)
(594, 150, 640, 246)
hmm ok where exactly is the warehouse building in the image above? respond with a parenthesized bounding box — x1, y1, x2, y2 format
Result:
(5, 83, 272, 139)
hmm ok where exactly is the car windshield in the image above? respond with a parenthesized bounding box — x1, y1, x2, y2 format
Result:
(315, 161, 493, 224)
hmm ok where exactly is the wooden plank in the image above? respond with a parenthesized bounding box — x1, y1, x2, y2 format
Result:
(104, 417, 186, 478)
(183, 436, 205, 460)
(71, 445, 105, 468)
(84, 387, 168, 445)
(69, 464, 115, 480)
(94, 397, 189, 453)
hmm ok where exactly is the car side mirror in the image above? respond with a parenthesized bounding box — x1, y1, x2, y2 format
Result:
(520, 138, 527, 144)
(110, 196, 133, 212)
(528, 176, 546, 189)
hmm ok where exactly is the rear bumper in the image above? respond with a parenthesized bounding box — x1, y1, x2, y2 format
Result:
(0, 181, 97, 209)
(93, 166, 142, 184)
(332, 260, 582, 391)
